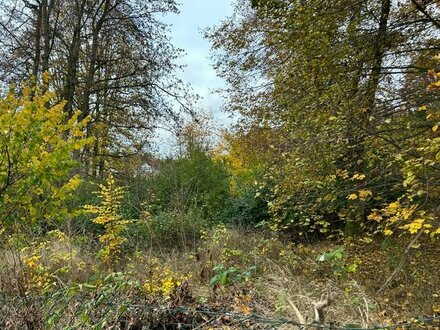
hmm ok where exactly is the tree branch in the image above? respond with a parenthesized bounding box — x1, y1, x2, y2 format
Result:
(411, 0, 440, 30)
(313, 284, 336, 325)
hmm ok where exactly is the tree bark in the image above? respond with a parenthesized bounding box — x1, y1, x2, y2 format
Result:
(345, 0, 391, 237)
(62, 0, 86, 118)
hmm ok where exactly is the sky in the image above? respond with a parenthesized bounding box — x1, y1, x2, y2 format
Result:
(154, 0, 235, 154)
(165, 0, 234, 120)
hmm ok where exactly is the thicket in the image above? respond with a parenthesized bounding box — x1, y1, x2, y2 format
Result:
(207, 0, 440, 241)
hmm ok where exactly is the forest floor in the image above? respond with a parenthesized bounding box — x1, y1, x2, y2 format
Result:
(1, 226, 440, 329)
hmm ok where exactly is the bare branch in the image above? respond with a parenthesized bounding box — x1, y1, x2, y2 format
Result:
(287, 298, 306, 325)
(313, 284, 336, 325)
(377, 229, 424, 294)
(411, 0, 440, 30)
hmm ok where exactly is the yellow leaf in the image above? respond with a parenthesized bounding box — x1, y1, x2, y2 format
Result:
(432, 124, 438, 132)
(368, 212, 382, 222)
(384, 229, 393, 236)
(402, 218, 424, 234)
(352, 173, 366, 180)
(429, 80, 440, 89)
(361, 237, 373, 243)
(360, 237, 373, 244)
(410, 242, 421, 249)
(387, 201, 401, 213)
(358, 189, 372, 199)
(336, 169, 349, 179)
(347, 193, 358, 200)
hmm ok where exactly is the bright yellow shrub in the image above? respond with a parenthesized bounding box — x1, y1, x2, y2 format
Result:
(84, 175, 129, 265)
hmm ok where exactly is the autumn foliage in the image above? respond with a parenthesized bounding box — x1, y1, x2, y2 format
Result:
(0, 78, 91, 231)
(2, 0, 440, 328)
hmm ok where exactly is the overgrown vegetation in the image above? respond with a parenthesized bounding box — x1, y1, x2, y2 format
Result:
(1, 0, 440, 329)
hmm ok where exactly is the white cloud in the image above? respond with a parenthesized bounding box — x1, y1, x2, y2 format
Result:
(153, 1, 235, 155)
(165, 0, 234, 117)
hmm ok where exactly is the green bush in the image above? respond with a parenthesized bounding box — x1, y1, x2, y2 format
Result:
(222, 185, 269, 227)
(148, 150, 230, 220)
(121, 149, 232, 248)
(0, 81, 91, 233)
(126, 208, 207, 249)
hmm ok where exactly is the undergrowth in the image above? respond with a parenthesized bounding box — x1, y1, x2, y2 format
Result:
(1, 224, 439, 329)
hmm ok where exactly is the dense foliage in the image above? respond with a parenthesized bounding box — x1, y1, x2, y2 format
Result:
(0, 78, 91, 232)
(207, 0, 440, 238)
(2, 1, 440, 328)
(147, 150, 230, 219)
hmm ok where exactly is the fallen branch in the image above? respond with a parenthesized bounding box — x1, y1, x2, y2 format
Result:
(288, 284, 336, 329)
(313, 284, 336, 325)
(287, 298, 306, 324)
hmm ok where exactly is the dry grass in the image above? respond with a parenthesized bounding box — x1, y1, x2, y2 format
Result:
(1, 226, 440, 328)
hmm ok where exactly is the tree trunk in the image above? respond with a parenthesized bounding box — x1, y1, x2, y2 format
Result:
(62, 0, 86, 119)
(345, 0, 391, 237)
(32, 3, 42, 79)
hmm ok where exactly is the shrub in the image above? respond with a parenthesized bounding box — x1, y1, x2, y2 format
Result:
(84, 176, 130, 265)
(0, 78, 91, 232)
(126, 208, 207, 250)
(222, 184, 270, 227)
(148, 150, 230, 220)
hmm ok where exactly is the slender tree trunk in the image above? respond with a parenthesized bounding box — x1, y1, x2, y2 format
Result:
(345, 0, 391, 236)
(32, 3, 42, 79)
(80, 0, 111, 120)
(41, 0, 52, 75)
(366, 0, 391, 110)
(62, 0, 86, 119)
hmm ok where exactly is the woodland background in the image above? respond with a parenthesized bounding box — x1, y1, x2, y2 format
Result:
(1, 0, 440, 328)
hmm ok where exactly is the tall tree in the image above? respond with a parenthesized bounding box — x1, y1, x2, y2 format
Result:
(0, 0, 189, 175)
(207, 0, 440, 235)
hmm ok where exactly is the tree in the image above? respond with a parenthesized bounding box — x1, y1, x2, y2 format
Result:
(0, 78, 91, 231)
(0, 0, 190, 175)
(207, 0, 440, 236)
(369, 63, 440, 239)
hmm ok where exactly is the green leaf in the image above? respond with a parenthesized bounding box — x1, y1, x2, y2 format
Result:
(221, 273, 229, 286)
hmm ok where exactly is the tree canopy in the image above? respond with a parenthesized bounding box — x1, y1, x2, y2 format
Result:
(207, 0, 440, 237)
(0, 0, 190, 175)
